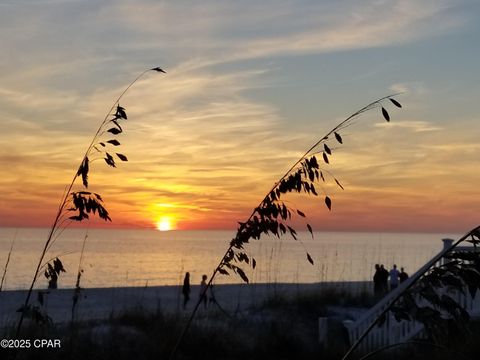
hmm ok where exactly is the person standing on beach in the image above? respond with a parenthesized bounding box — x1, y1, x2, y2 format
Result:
(199, 274, 208, 308)
(373, 264, 382, 296)
(399, 267, 409, 283)
(389, 264, 400, 290)
(182, 272, 191, 309)
(379, 264, 389, 293)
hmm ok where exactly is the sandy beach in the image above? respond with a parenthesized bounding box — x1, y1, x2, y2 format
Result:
(0, 281, 370, 327)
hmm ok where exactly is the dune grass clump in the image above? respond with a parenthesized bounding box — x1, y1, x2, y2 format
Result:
(4, 300, 328, 360)
(259, 286, 376, 316)
(7, 287, 480, 360)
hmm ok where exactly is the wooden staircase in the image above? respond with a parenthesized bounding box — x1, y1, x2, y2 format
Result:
(344, 238, 480, 354)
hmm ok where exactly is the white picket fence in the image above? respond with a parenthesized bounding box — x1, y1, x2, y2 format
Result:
(344, 238, 480, 353)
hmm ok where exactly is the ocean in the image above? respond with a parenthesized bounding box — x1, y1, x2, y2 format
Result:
(0, 228, 460, 290)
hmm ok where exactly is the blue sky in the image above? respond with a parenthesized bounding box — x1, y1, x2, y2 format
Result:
(1, 0, 479, 232)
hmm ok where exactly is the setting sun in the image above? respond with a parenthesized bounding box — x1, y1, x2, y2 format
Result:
(156, 217, 174, 231)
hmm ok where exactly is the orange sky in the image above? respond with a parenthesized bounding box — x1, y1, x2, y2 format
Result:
(1, 104, 478, 234)
(1, 1, 480, 234)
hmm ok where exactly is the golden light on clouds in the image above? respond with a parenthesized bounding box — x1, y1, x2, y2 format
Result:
(0, 0, 479, 233)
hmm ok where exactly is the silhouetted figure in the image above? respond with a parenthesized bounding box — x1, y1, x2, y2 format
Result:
(373, 264, 382, 296)
(379, 264, 389, 293)
(199, 274, 208, 308)
(182, 272, 190, 309)
(389, 264, 399, 290)
(399, 267, 409, 283)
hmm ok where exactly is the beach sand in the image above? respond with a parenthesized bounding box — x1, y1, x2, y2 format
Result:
(0, 281, 370, 327)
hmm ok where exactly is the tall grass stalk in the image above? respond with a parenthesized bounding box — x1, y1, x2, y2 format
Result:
(0, 231, 16, 292)
(169, 94, 403, 359)
(71, 231, 88, 324)
(16, 67, 165, 337)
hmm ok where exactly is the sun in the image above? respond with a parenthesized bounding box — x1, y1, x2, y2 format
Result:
(156, 217, 173, 231)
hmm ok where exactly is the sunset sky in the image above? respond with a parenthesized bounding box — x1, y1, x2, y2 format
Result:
(1, 0, 479, 233)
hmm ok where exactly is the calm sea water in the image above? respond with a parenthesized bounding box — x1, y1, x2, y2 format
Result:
(0, 228, 460, 290)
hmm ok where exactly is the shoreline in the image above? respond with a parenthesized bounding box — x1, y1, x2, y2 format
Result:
(0, 281, 371, 327)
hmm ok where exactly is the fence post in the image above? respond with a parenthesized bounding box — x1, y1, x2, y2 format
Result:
(441, 238, 454, 265)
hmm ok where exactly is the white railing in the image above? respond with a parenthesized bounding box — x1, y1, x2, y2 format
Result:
(344, 238, 480, 353)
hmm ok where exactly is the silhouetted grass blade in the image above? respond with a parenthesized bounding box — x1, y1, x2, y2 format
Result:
(334, 178, 344, 190)
(108, 128, 122, 135)
(334, 132, 343, 144)
(390, 98, 402, 108)
(382, 107, 390, 122)
(324, 144, 332, 155)
(116, 153, 128, 161)
(236, 267, 249, 283)
(322, 152, 329, 164)
(105, 153, 116, 167)
(217, 268, 229, 275)
(116, 105, 127, 120)
(77, 157, 89, 188)
(307, 253, 314, 265)
(151, 67, 166, 73)
(325, 196, 332, 210)
(307, 224, 313, 239)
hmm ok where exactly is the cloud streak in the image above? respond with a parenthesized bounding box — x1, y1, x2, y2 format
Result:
(0, 0, 478, 233)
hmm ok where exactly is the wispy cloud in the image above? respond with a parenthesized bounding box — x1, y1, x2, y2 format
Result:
(0, 0, 467, 82)
(0, 0, 477, 232)
(374, 120, 442, 132)
(389, 82, 429, 96)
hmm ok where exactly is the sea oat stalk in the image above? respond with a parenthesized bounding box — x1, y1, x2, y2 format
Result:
(169, 94, 403, 359)
(15, 67, 166, 336)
